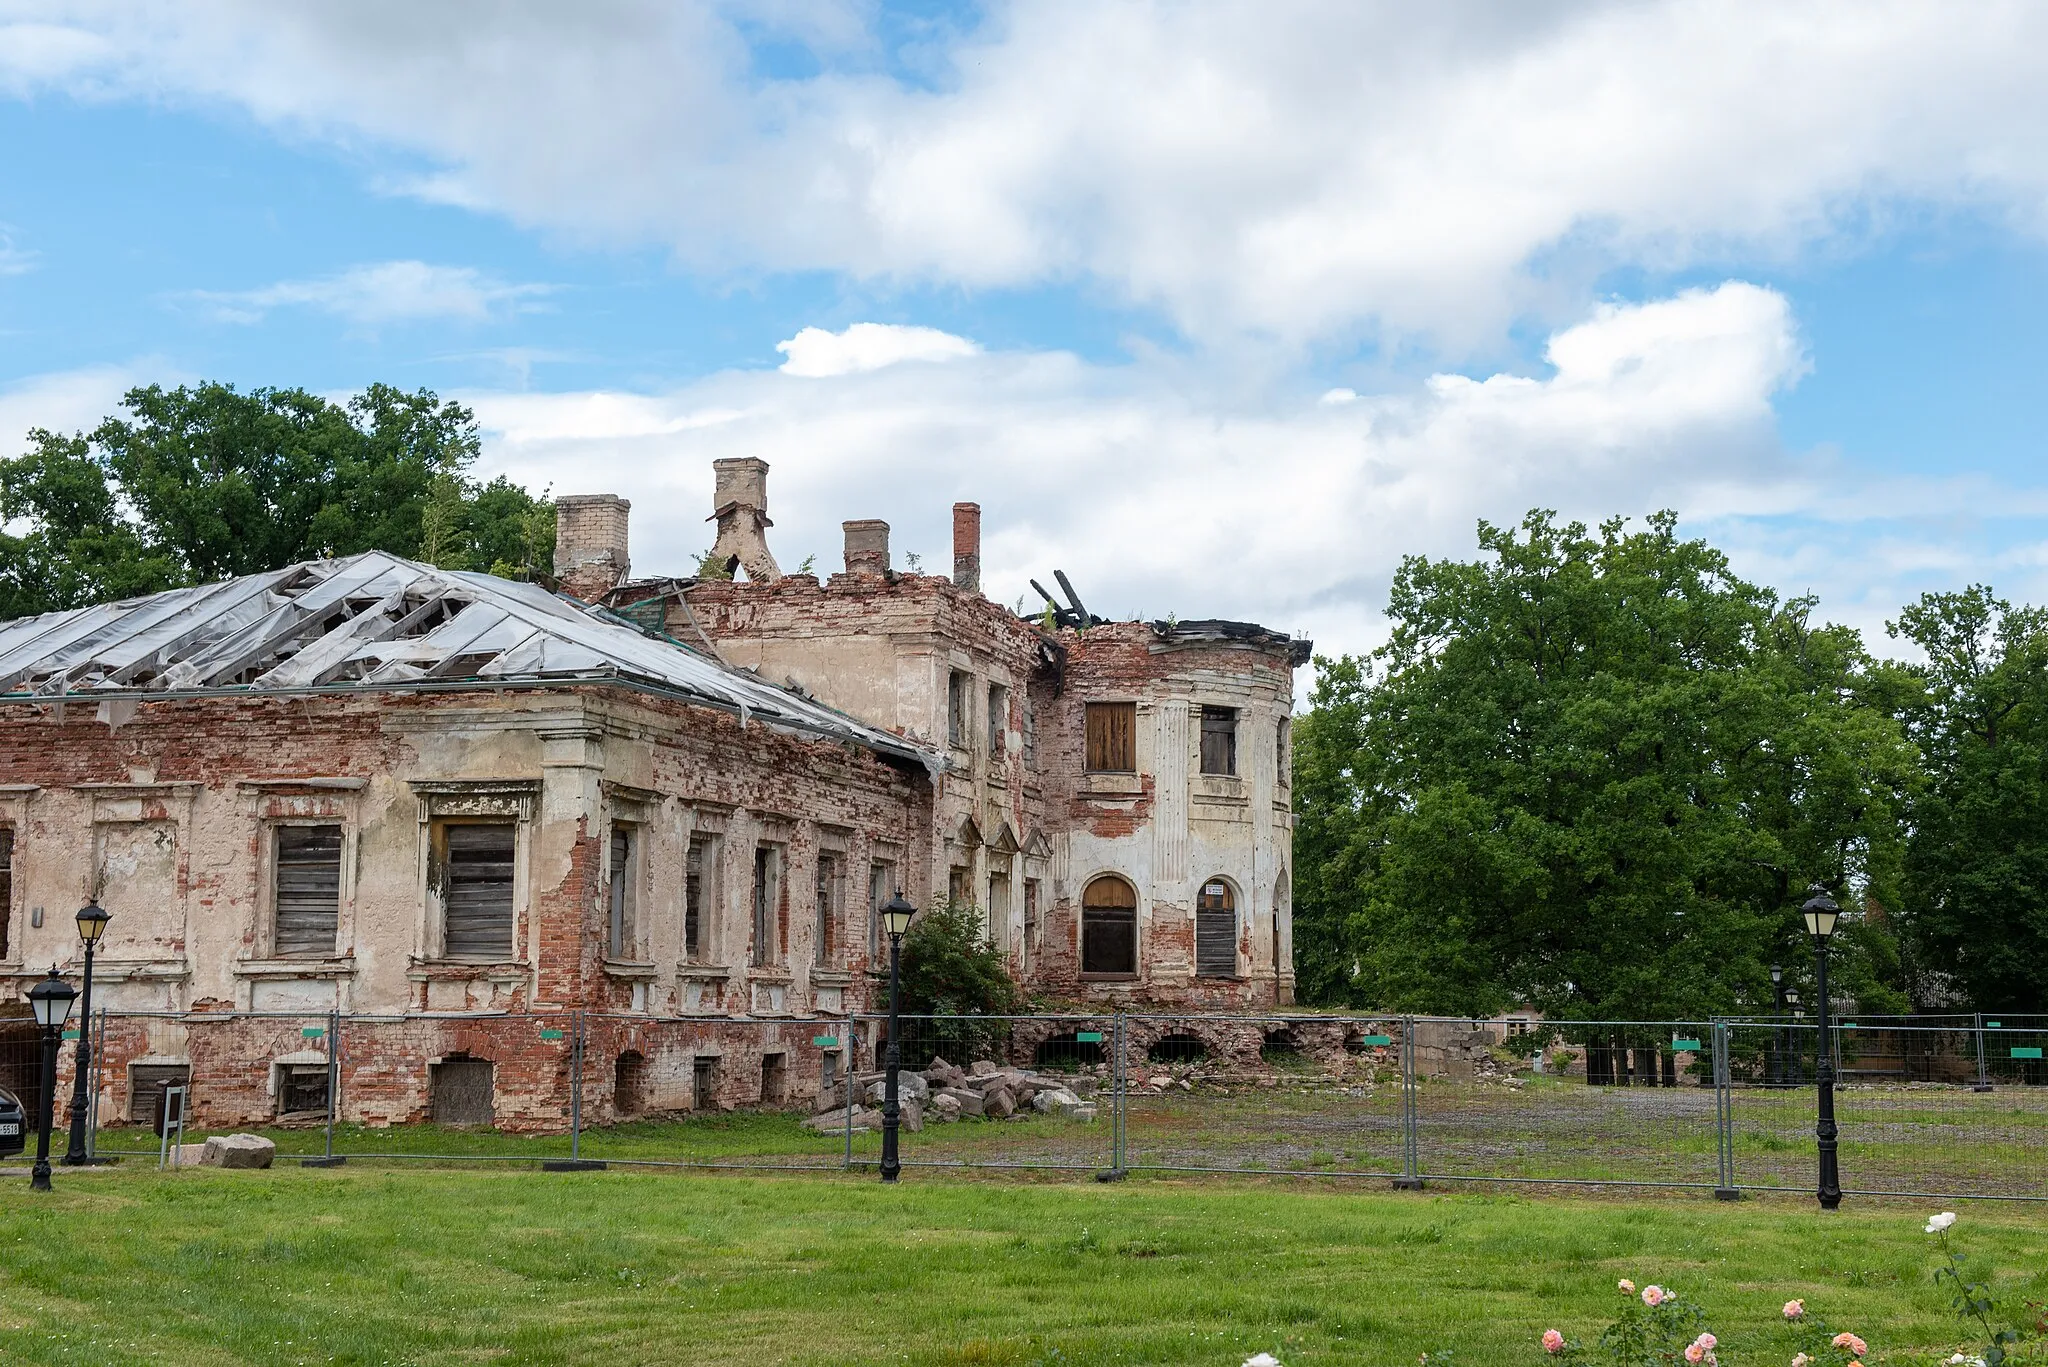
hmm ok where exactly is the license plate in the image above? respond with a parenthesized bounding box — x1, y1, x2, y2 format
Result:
(0, 1124, 19, 1136)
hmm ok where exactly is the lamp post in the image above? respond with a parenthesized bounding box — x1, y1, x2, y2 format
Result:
(876, 892, 917, 1183)
(27, 968, 78, 1192)
(63, 899, 110, 1166)
(1802, 892, 1843, 1210)
(1769, 963, 1787, 1086)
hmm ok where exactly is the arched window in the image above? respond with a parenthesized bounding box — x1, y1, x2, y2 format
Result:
(1273, 870, 1291, 978)
(1081, 875, 1137, 975)
(1195, 879, 1236, 978)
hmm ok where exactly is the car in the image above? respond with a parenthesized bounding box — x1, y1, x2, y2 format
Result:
(0, 1087, 26, 1158)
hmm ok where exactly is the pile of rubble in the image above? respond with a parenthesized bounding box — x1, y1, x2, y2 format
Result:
(803, 1056, 1098, 1134)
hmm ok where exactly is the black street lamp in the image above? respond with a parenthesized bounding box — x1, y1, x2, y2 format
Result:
(1769, 963, 1788, 1086)
(877, 891, 917, 1184)
(27, 968, 78, 1193)
(63, 899, 110, 1166)
(1802, 891, 1843, 1211)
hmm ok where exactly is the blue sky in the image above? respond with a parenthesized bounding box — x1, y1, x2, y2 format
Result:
(4, 2, 2048, 661)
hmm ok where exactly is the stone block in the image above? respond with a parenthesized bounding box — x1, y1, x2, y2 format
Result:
(984, 1086, 1016, 1119)
(200, 1133, 276, 1169)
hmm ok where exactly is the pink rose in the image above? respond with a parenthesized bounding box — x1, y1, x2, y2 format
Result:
(1783, 1299, 1804, 1320)
(1695, 1334, 1716, 1351)
(1792, 1354, 1811, 1367)
(1542, 1330, 1565, 1354)
(1641, 1285, 1667, 1307)
(1685, 1345, 1705, 1364)
(1831, 1332, 1868, 1356)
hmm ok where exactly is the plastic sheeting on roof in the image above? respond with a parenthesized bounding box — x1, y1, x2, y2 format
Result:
(0, 551, 938, 772)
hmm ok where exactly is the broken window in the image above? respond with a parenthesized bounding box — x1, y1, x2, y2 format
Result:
(1085, 701, 1136, 773)
(1195, 879, 1237, 978)
(693, 1055, 720, 1110)
(1022, 698, 1037, 765)
(751, 845, 781, 966)
(814, 852, 843, 962)
(1081, 875, 1138, 976)
(614, 1051, 646, 1116)
(607, 824, 639, 959)
(948, 670, 970, 748)
(987, 683, 1008, 757)
(685, 835, 715, 961)
(985, 871, 1009, 947)
(0, 827, 11, 962)
(867, 860, 894, 959)
(948, 865, 973, 912)
(760, 1051, 788, 1106)
(277, 1062, 330, 1118)
(1200, 705, 1238, 777)
(273, 824, 343, 957)
(439, 822, 517, 961)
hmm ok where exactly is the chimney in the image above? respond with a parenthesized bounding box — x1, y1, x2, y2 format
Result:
(843, 519, 891, 579)
(552, 494, 631, 601)
(951, 502, 981, 593)
(705, 457, 781, 582)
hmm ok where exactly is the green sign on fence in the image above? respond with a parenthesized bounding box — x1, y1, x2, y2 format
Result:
(61, 1030, 78, 1041)
(539, 1029, 565, 1041)
(301, 1026, 324, 1039)
(1988, 1021, 2003, 1029)
(1672, 1038, 1702, 1052)
(1842, 1022, 1859, 1030)
(1362, 1034, 1393, 1046)
(812, 1036, 839, 1048)
(2012, 1047, 2043, 1060)
(1075, 1032, 1104, 1044)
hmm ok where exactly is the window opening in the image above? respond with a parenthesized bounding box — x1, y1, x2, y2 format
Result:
(429, 1056, 494, 1125)
(277, 1062, 330, 1118)
(987, 683, 1008, 757)
(985, 871, 1009, 947)
(760, 1052, 788, 1106)
(1081, 875, 1138, 975)
(128, 1063, 191, 1125)
(751, 845, 779, 966)
(867, 861, 893, 958)
(607, 825, 638, 959)
(1195, 879, 1236, 978)
(1148, 1033, 1209, 1064)
(1022, 699, 1037, 765)
(948, 865, 972, 911)
(1023, 878, 1040, 969)
(1276, 715, 1290, 782)
(441, 823, 516, 960)
(274, 824, 343, 957)
(815, 853, 842, 961)
(1200, 706, 1238, 777)
(614, 1051, 646, 1117)
(684, 836, 712, 960)
(1085, 702, 1136, 772)
(948, 670, 969, 747)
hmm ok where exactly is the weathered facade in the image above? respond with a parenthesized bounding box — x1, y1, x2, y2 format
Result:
(0, 459, 1306, 1132)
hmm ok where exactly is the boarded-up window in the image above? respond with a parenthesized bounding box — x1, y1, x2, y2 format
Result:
(1085, 702, 1136, 773)
(815, 853, 842, 961)
(0, 827, 11, 962)
(1196, 880, 1236, 978)
(1200, 706, 1238, 777)
(277, 1062, 330, 1117)
(430, 1057, 494, 1125)
(607, 825, 638, 958)
(693, 1055, 720, 1110)
(685, 836, 713, 960)
(1081, 875, 1137, 975)
(128, 1063, 191, 1125)
(273, 824, 342, 957)
(442, 822, 516, 961)
(987, 684, 1008, 757)
(986, 871, 1009, 946)
(948, 670, 969, 747)
(751, 846, 780, 966)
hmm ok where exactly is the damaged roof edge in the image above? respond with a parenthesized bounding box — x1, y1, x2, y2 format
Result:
(1149, 618, 1314, 666)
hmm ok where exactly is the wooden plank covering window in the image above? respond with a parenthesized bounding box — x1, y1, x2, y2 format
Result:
(815, 853, 840, 961)
(1200, 705, 1238, 776)
(1195, 879, 1237, 977)
(685, 836, 711, 960)
(0, 827, 11, 963)
(443, 823, 516, 960)
(1081, 875, 1137, 975)
(1085, 701, 1136, 772)
(273, 824, 343, 957)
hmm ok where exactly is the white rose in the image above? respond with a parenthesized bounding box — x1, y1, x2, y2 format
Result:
(1926, 1211, 1958, 1233)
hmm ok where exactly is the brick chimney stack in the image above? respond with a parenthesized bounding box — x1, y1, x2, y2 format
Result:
(951, 502, 981, 593)
(706, 457, 781, 581)
(843, 519, 891, 579)
(553, 494, 631, 602)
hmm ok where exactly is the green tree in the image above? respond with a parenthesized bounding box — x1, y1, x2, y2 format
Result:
(1889, 586, 2048, 1010)
(1294, 511, 1915, 1019)
(895, 897, 1024, 1019)
(0, 381, 555, 617)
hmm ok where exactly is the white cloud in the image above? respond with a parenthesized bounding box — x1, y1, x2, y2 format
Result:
(0, 362, 172, 450)
(10, 3, 2048, 345)
(184, 260, 551, 327)
(776, 322, 980, 377)
(0, 227, 37, 276)
(450, 282, 2048, 665)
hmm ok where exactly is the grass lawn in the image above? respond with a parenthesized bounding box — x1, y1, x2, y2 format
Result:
(2, 1168, 2044, 1366)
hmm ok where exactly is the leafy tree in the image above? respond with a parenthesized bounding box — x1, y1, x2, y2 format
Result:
(1294, 511, 1915, 1020)
(1889, 586, 2048, 1010)
(0, 381, 555, 618)
(894, 897, 1024, 1018)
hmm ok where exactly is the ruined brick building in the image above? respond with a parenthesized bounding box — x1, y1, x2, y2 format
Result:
(0, 458, 1306, 1130)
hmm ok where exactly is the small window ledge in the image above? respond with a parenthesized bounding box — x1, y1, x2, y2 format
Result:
(677, 962, 732, 982)
(602, 958, 659, 982)
(407, 958, 530, 984)
(809, 968, 855, 987)
(746, 968, 795, 986)
(1080, 771, 1144, 798)
(236, 957, 357, 980)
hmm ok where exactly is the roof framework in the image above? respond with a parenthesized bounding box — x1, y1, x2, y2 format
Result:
(0, 552, 937, 769)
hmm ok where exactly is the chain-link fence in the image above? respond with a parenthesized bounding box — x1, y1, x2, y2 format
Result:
(50, 1008, 2048, 1201)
